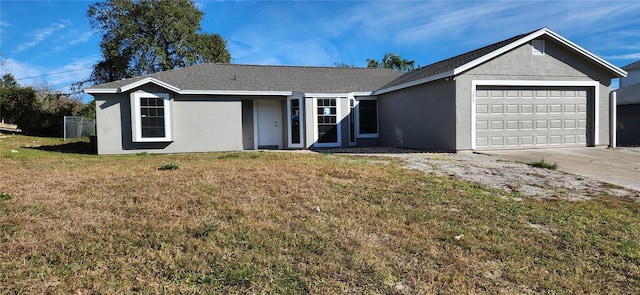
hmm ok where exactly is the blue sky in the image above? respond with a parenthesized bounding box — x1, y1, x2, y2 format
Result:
(1, 0, 639, 101)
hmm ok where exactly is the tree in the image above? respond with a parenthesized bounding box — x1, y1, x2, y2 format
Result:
(1, 73, 18, 89)
(0, 84, 40, 133)
(84, 0, 231, 85)
(335, 62, 355, 68)
(366, 53, 415, 72)
(0, 75, 86, 136)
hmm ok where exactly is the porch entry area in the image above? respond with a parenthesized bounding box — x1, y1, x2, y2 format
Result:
(254, 100, 283, 149)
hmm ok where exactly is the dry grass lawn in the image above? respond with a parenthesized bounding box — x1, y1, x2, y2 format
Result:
(0, 135, 639, 294)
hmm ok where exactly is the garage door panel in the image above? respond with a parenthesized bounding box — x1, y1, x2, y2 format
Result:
(490, 120, 504, 130)
(521, 120, 533, 130)
(564, 120, 576, 129)
(506, 120, 519, 130)
(506, 104, 519, 113)
(506, 136, 519, 146)
(491, 104, 504, 114)
(549, 135, 563, 144)
(535, 104, 548, 114)
(476, 120, 488, 131)
(549, 104, 562, 114)
(578, 104, 587, 113)
(475, 87, 587, 150)
(578, 119, 587, 128)
(476, 104, 488, 114)
(564, 104, 576, 113)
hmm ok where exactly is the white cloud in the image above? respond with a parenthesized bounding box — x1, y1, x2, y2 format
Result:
(605, 53, 640, 60)
(2, 55, 100, 94)
(53, 31, 96, 51)
(14, 21, 67, 53)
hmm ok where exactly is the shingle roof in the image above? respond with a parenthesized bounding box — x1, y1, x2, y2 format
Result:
(616, 83, 640, 105)
(622, 60, 640, 71)
(86, 27, 625, 96)
(379, 30, 536, 90)
(85, 63, 404, 94)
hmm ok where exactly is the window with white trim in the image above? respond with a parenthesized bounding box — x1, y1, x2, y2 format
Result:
(316, 98, 338, 144)
(287, 95, 304, 148)
(356, 98, 378, 138)
(131, 91, 172, 142)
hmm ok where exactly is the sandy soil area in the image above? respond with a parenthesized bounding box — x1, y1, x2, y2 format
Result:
(326, 148, 639, 201)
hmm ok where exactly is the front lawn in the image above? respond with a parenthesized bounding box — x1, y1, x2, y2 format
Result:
(0, 135, 638, 293)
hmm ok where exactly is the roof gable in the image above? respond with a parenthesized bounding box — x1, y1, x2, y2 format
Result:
(376, 27, 627, 94)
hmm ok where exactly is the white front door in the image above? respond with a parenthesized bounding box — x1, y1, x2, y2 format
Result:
(256, 100, 282, 149)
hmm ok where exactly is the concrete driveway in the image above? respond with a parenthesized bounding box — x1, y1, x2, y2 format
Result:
(481, 147, 640, 192)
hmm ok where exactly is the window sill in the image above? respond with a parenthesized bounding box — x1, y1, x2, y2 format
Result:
(357, 134, 378, 139)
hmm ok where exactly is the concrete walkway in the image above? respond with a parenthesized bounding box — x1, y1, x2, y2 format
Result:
(481, 147, 640, 192)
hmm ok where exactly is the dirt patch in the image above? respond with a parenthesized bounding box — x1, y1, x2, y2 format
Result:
(403, 154, 638, 201)
(323, 147, 639, 201)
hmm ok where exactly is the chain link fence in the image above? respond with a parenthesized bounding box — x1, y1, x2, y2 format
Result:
(63, 116, 96, 141)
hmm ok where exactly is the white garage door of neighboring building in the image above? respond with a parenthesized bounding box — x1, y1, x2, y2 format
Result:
(475, 87, 588, 150)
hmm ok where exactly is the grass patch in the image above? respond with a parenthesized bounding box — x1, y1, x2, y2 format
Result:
(158, 162, 180, 170)
(0, 192, 11, 201)
(528, 158, 558, 170)
(0, 135, 638, 293)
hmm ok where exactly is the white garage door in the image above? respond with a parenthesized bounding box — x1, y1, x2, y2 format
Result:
(475, 87, 588, 150)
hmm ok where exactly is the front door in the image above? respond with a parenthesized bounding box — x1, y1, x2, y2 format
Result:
(256, 100, 282, 149)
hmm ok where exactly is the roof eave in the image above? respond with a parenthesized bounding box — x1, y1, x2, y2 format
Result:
(541, 28, 627, 78)
(374, 71, 454, 95)
(83, 77, 182, 94)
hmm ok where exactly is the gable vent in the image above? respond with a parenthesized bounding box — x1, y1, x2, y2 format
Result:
(532, 40, 545, 55)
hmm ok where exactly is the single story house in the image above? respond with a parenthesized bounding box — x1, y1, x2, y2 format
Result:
(616, 61, 640, 146)
(84, 27, 627, 155)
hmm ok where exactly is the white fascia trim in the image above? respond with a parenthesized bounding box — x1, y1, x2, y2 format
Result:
(375, 28, 627, 95)
(454, 29, 550, 76)
(305, 92, 372, 98)
(374, 71, 454, 95)
(457, 28, 627, 77)
(121, 77, 181, 93)
(542, 29, 627, 78)
(180, 90, 293, 96)
(84, 88, 120, 94)
(470, 80, 600, 150)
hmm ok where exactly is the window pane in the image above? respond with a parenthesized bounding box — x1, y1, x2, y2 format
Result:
(290, 99, 301, 144)
(140, 97, 166, 138)
(317, 98, 337, 143)
(359, 100, 377, 134)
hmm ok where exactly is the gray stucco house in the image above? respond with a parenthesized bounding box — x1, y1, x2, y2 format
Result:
(85, 28, 626, 154)
(616, 61, 640, 146)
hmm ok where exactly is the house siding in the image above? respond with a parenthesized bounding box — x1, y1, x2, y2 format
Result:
(95, 89, 246, 154)
(617, 104, 640, 146)
(454, 36, 614, 150)
(378, 79, 457, 150)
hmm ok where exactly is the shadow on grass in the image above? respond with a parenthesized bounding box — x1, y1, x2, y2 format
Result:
(27, 141, 97, 155)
